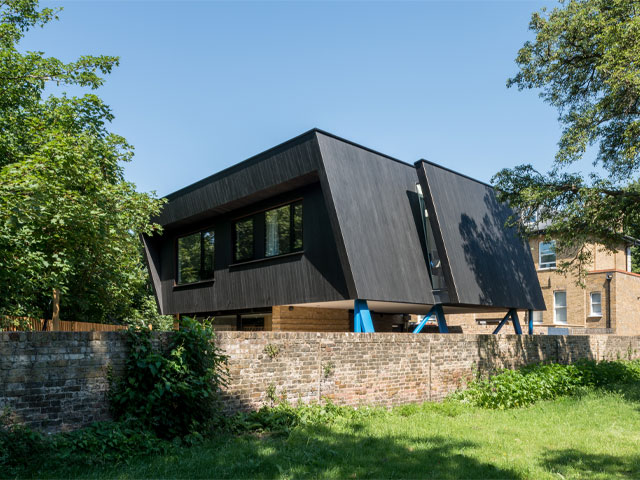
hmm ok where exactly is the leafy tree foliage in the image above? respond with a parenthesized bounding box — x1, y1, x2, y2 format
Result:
(0, 1, 166, 323)
(493, 0, 640, 275)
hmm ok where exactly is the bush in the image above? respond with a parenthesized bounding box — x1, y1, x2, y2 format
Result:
(223, 399, 386, 435)
(0, 410, 48, 476)
(109, 317, 228, 439)
(453, 359, 640, 409)
(53, 420, 172, 466)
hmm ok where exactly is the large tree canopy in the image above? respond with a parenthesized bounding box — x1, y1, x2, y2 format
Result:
(493, 0, 640, 275)
(0, 1, 166, 324)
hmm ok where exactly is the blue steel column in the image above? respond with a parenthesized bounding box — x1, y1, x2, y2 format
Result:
(511, 310, 523, 335)
(528, 309, 534, 335)
(354, 299, 375, 333)
(492, 310, 512, 334)
(413, 305, 449, 333)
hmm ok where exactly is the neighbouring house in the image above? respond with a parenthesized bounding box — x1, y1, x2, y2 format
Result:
(448, 234, 640, 335)
(142, 129, 545, 333)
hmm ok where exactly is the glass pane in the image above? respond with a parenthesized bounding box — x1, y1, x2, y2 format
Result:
(235, 218, 254, 262)
(591, 293, 602, 315)
(554, 291, 567, 307)
(265, 205, 291, 257)
(178, 233, 201, 284)
(555, 307, 567, 324)
(293, 203, 303, 251)
(540, 241, 556, 267)
(202, 229, 215, 279)
(532, 311, 543, 324)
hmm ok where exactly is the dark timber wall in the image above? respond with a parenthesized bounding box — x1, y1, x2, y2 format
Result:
(155, 183, 349, 314)
(144, 129, 546, 316)
(316, 133, 435, 304)
(416, 160, 545, 310)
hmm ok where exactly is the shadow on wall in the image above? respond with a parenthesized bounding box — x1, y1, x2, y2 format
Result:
(474, 335, 600, 377)
(458, 192, 540, 307)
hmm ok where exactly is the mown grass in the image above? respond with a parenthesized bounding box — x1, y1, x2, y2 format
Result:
(16, 386, 640, 480)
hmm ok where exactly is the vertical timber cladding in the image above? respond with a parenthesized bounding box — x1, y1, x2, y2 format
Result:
(271, 306, 350, 332)
(415, 160, 546, 310)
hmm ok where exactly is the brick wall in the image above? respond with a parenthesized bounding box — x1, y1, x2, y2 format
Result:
(2, 331, 640, 433)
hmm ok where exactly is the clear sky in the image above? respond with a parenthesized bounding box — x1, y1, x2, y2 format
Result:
(23, 0, 562, 196)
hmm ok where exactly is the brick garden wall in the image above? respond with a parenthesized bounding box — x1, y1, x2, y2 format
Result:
(1, 331, 639, 433)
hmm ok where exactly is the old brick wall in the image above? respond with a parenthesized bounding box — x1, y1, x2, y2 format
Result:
(2, 331, 640, 433)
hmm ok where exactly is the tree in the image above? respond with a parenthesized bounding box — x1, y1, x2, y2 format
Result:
(493, 0, 640, 276)
(0, 0, 167, 324)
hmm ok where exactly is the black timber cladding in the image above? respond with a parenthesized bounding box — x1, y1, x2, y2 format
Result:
(416, 160, 546, 310)
(316, 133, 435, 305)
(143, 128, 546, 315)
(144, 132, 353, 315)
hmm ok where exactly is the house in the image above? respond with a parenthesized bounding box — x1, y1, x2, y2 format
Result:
(142, 129, 545, 333)
(448, 235, 640, 335)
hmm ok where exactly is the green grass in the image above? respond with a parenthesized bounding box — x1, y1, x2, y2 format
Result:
(17, 387, 640, 479)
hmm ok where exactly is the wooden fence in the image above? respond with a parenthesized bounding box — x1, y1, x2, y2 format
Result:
(1, 317, 126, 332)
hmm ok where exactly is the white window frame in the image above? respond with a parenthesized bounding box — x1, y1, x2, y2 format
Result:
(590, 292, 602, 317)
(553, 290, 568, 325)
(539, 240, 557, 270)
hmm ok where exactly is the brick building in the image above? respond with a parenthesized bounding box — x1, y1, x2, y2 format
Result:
(448, 236, 640, 335)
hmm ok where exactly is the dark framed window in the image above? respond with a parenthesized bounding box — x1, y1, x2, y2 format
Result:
(265, 201, 303, 257)
(234, 217, 254, 262)
(177, 229, 215, 284)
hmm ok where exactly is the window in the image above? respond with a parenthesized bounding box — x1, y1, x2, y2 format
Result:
(531, 311, 544, 324)
(539, 240, 557, 269)
(177, 229, 215, 284)
(554, 291, 567, 324)
(265, 201, 303, 257)
(234, 218, 254, 262)
(590, 292, 602, 316)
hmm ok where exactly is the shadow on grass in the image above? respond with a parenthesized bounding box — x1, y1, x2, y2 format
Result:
(26, 425, 524, 480)
(542, 449, 640, 479)
(160, 425, 522, 480)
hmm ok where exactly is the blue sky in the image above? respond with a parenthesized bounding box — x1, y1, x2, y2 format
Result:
(24, 0, 561, 196)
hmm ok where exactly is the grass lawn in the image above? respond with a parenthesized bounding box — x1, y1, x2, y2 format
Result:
(21, 388, 640, 479)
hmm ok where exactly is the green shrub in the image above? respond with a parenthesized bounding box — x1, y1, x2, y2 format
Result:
(0, 410, 48, 476)
(53, 420, 172, 466)
(453, 359, 640, 409)
(109, 317, 228, 439)
(223, 399, 386, 435)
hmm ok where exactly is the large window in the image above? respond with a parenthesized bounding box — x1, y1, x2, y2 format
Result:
(265, 202, 303, 257)
(539, 240, 557, 269)
(234, 218, 254, 262)
(590, 292, 602, 316)
(554, 291, 567, 324)
(177, 229, 215, 284)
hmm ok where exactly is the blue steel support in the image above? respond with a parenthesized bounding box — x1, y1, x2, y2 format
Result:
(511, 310, 523, 335)
(493, 309, 523, 335)
(354, 299, 375, 333)
(528, 309, 534, 335)
(413, 304, 449, 334)
(492, 310, 512, 334)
